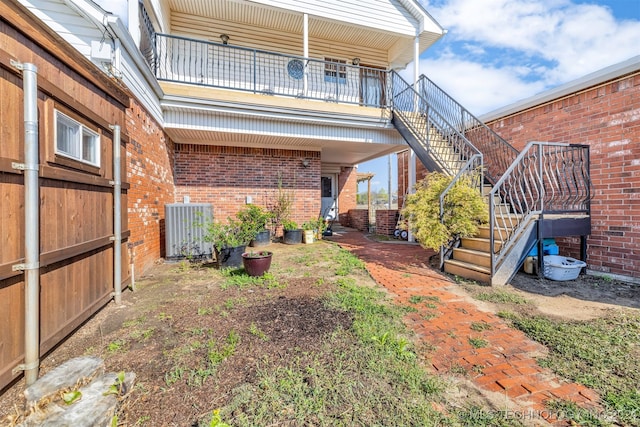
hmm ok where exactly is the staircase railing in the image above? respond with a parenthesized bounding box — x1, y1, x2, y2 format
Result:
(416, 75, 519, 185)
(390, 71, 484, 267)
(390, 71, 482, 177)
(439, 156, 484, 267)
(489, 142, 591, 276)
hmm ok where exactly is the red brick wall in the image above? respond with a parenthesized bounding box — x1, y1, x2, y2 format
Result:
(485, 72, 640, 279)
(397, 150, 428, 208)
(337, 166, 357, 226)
(125, 99, 176, 275)
(347, 209, 369, 231)
(174, 145, 321, 231)
(376, 210, 399, 235)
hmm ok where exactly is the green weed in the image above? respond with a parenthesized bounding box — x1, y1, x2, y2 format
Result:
(475, 290, 528, 305)
(249, 323, 269, 341)
(334, 250, 365, 276)
(197, 307, 213, 315)
(470, 322, 493, 332)
(107, 339, 126, 353)
(468, 337, 488, 348)
(506, 312, 640, 426)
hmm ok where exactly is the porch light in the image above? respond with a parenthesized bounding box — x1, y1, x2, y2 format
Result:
(220, 34, 229, 44)
(352, 57, 360, 66)
(302, 159, 311, 168)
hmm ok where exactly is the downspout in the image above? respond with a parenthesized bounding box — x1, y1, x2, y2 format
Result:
(407, 35, 420, 243)
(111, 125, 122, 305)
(303, 13, 309, 96)
(11, 61, 40, 385)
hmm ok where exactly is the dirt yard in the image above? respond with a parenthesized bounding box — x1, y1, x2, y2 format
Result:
(0, 237, 638, 426)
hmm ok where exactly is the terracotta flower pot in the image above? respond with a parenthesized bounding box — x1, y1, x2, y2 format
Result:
(242, 251, 273, 276)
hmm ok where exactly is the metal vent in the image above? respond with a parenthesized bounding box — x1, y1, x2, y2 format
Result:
(165, 203, 213, 260)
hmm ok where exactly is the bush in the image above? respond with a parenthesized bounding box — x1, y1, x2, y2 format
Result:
(402, 172, 488, 251)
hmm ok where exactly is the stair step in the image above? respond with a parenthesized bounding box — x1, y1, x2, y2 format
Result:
(460, 237, 502, 252)
(444, 259, 490, 283)
(476, 226, 512, 240)
(493, 214, 521, 228)
(452, 247, 491, 267)
(493, 204, 512, 214)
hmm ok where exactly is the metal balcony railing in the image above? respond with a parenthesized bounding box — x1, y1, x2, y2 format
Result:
(489, 142, 591, 276)
(152, 33, 389, 108)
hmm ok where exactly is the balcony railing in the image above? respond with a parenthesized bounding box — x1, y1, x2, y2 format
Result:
(153, 34, 389, 108)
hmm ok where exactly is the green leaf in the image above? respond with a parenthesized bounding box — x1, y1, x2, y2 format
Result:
(62, 390, 82, 405)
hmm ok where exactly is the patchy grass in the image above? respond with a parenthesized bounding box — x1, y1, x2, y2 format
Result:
(474, 290, 528, 305)
(502, 311, 640, 426)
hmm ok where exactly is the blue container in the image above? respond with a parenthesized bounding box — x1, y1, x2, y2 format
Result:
(528, 239, 559, 256)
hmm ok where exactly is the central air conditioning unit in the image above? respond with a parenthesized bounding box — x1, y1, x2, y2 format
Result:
(164, 203, 213, 260)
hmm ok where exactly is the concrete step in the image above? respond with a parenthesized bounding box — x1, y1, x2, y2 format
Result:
(452, 247, 491, 268)
(444, 259, 491, 283)
(460, 236, 502, 252)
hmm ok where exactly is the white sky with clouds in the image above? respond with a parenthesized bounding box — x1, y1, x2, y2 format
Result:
(360, 0, 640, 194)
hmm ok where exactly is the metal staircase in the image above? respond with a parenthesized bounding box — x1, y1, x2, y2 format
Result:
(390, 72, 591, 285)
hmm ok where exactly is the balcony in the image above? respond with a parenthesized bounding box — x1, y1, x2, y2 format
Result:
(151, 34, 389, 109)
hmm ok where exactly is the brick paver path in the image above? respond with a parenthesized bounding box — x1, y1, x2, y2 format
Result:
(329, 229, 602, 424)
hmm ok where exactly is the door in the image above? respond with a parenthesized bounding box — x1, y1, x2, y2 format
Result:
(321, 175, 337, 221)
(360, 65, 386, 107)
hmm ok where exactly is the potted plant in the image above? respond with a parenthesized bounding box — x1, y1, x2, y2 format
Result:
(236, 204, 273, 247)
(301, 220, 316, 244)
(241, 250, 273, 276)
(201, 217, 253, 268)
(314, 217, 328, 240)
(282, 219, 302, 245)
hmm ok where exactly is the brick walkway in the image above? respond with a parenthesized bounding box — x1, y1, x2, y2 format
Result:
(328, 229, 601, 424)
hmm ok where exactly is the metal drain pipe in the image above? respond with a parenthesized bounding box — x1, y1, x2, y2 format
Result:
(111, 125, 122, 305)
(11, 61, 40, 385)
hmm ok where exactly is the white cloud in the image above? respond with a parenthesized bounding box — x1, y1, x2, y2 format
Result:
(415, 56, 547, 115)
(416, 0, 640, 113)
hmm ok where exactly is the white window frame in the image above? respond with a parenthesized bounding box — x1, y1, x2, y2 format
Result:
(54, 110, 100, 167)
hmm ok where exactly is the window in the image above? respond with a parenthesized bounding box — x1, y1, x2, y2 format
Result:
(55, 110, 100, 167)
(324, 58, 346, 84)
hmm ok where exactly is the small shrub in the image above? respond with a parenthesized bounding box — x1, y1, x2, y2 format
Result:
(402, 172, 488, 251)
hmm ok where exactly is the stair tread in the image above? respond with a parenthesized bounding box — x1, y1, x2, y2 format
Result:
(444, 259, 491, 274)
(453, 247, 490, 257)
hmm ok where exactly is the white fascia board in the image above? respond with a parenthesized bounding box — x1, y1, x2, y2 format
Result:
(161, 96, 393, 129)
(104, 14, 164, 98)
(62, 0, 165, 122)
(398, 0, 445, 35)
(480, 55, 640, 123)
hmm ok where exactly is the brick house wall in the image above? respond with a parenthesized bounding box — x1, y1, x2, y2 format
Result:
(347, 209, 369, 231)
(376, 210, 400, 235)
(174, 145, 321, 232)
(485, 72, 640, 279)
(125, 99, 176, 275)
(337, 166, 358, 226)
(397, 150, 428, 209)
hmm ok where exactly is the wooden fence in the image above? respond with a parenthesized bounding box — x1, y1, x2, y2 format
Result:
(0, 0, 130, 390)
